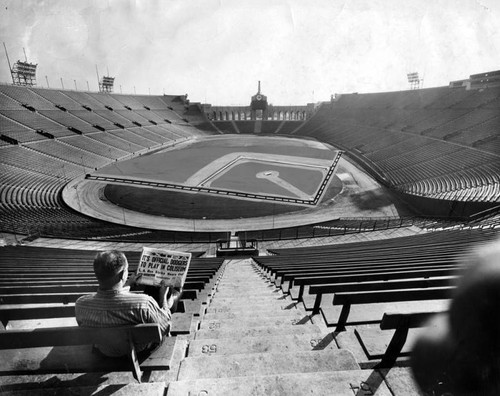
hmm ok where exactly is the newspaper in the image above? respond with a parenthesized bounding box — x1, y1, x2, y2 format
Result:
(135, 247, 192, 288)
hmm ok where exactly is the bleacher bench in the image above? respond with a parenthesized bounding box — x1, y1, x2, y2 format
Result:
(312, 287, 454, 330)
(356, 310, 447, 367)
(0, 324, 176, 382)
(0, 304, 195, 335)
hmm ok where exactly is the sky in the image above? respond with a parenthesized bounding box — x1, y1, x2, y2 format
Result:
(1, 0, 499, 105)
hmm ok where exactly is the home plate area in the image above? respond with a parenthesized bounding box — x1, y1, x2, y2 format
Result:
(92, 135, 342, 206)
(193, 153, 333, 202)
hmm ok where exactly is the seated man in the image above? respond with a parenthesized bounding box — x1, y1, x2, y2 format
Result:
(75, 250, 172, 357)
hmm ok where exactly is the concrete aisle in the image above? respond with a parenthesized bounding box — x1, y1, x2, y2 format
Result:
(167, 258, 393, 395)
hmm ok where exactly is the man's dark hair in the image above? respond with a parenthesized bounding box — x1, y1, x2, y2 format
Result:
(93, 250, 128, 286)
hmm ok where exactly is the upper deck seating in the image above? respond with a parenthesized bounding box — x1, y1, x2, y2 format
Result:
(0, 114, 46, 143)
(134, 95, 174, 110)
(37, 109, 98, 134)
(67, 109, 119, 130)
(25, 139, 110, 169)
(143, 125, 176, 140)
(29, 87, 84, 110)
(0, 86, 220, 240)
(292, 86, 500, 201)
(107, 129, 157, 148)
(0, 91, 26, 110)
(93, 110, 136, 128)
(110, 93, 146, 110)
(60, 135, 129, 159)
(85, 92, 129, 109)
(0, 110, 70, 136)
(0, 145, 83, 179)
(151, 109, 182, 122)
(62, 91, 108, 109)
(127, 127, 168, 144)
(86, 131, 143, 153)
(132, 109, 168, 124)
(0, 85, 56, 110)
(113, 109, 151, 125)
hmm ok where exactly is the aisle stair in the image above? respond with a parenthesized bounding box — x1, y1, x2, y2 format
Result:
(166, 258, 410, 395)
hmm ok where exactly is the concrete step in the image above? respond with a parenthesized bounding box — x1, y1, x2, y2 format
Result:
(211, 291, 286, 298)
(378, 367, 423, 395)
(212, 289, 286, 296)
(216, 278, 271, 282)
(215, 283, 280, 289)
(195, 324, 325, 340)
(218, 274, 263, 277)
(207, 301, 294, 311)
(177, 349, 359, 380)
(217, 281, 265, 284)
(198, 314, 312, 330)
(168, 369, 392, 396)
(205, 303, 300, 315)
(212, 286, 277, 293)
(209, 294, 292, 304)
(188, 332, 338, 357)
(203, 308, 306, 320)
(206, 300, 299, 313)
(209, 295, 291, 304)
(210, 295, 294, 303)
(210, 299, 296, 310)
(211, 281, 277, 292)
(213, 289, 283, 295)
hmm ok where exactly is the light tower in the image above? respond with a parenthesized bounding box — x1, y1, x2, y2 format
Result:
(407, 72, 423, 90)
(3, 43, 37, 86)
(250, 81, 268, 120)
(96, 65, 115, 93)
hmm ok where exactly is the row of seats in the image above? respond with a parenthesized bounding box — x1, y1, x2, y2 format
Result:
(253, 229, 498, 369)
(0, 85, 197, 144)
(0, 85, 220, 239)
(333, 85, 498, 110)
(293, 86, 500, 201)
(239, 218, 416, 241)
(0, 245, 226, 384)
(0, 164, 64, 209)
(1, 230, 497, 392)
(2, 84, 184, 112)
(400, 169, 500, 202)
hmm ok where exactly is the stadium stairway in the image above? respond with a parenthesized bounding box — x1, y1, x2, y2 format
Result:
(166, 258, 418, 395)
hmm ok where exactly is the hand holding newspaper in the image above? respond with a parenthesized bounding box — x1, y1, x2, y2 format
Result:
(135, 247, 192, 289)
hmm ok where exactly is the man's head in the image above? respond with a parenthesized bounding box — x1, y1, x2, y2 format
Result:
(93, 250, 128, 289)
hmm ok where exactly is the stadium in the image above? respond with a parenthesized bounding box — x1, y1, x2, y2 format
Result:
(1, 1, 499, 395)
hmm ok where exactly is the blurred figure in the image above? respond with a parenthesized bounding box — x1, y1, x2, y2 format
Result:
(412, 239, 500, 395)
